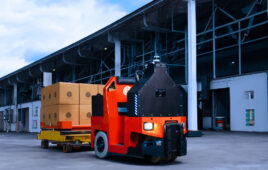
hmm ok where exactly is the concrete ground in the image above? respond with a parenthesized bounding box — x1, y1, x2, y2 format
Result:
(0, 131, 267, 170)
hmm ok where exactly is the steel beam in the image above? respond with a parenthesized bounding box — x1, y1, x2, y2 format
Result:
(8, 79, 14, 86)
(102, 61, 111, 71)
(39, 64, 44, 73)
(114, 38, 121, 77)
(28, 69, 35, 78)
(142, 26, 184, 34)
(217, 10, 266, 30)
(143, 12, 148, 27)
(218, 7, 236, 21)
(187, 0, 198, 132)
(62, 55, 88, 66)
(16, 74, 31, 84)
(154, 32, 158, 57)
(245, 17, 255, 38)
(77, 47, 100, 60)
(212, 0, 216, 79)
(227, 25, 237, 40)
(204, 15, 212, 32)
(196, 10, 267, 39)
(215, 20, 268, 40)
(246, 0, 257, 17)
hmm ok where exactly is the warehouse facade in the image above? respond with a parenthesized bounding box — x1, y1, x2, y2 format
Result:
(0, 0, 267, 132)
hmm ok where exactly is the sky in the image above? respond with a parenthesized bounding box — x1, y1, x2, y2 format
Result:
(0, 0, 152, 77)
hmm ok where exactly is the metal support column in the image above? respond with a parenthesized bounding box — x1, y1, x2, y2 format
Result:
(13, 83, 17, 123)
(187, 0, 200, 136)
(4, 88, 6, 105)
(154, 32, 160, 57)
(212, 0, 216, 79)
(142, 41, 145, 68)
(100, 60, 103, 84)
(171, 10, 174, 32)
(114, 38, 121, 77)
(55, 71, 59, 82)
(0, 90, 2, 106)
(238, 22, 242, 75)
(185, 27, 188, 84)
(31, 85, 34, 101)
(212, 90, 216, 129)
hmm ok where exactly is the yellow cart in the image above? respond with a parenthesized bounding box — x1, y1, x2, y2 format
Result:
(38, 130, 91, 153)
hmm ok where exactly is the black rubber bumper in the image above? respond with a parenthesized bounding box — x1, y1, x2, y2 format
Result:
(164, 123, 187, 157)
(127, 140, 164, 157)
(127, 124, 187, 157)
(142, 140, 165, 157)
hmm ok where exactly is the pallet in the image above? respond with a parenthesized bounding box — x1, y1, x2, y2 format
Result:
(38, 130, 91, 153)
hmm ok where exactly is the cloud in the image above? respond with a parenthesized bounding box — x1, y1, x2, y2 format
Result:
(0, 0, 126, 77)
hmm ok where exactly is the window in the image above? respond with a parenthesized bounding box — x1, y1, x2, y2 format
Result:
(155, 89, 166, 97)
(245, 91, 254, 99)
(33, 107, 39, 117)
(5, 109, 14, 123)
(32, 120, 38, 129)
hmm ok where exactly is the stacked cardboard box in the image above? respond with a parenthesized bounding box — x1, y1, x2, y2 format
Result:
(79, 84, 104, 125)
(40, 82, 104, 129)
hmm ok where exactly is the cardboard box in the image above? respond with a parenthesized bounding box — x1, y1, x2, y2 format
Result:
(40, 106, 46, 125)
(49, 105, 79, 127)
(48, 82, 79, 105)
(80, 105, 92, 125)
(41, 87, 49, 106)
(40, 82, 104, 129)
(45, 105, 53, 126)
(79, 84, 105, 105)
(97, 85, 105, 95)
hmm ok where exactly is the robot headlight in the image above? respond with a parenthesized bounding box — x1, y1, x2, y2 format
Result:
(143, 122, 154, 131)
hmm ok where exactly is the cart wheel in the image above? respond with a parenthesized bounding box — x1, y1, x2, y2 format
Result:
(63, 144, 72, 153)
(164, 156, 177, 163)
(41, 140, 49, 149)
(57, 144, 62, 150)
(145, 156, 162, 164)
(72, 145, 81, 151)
(94, 131, 109, 158)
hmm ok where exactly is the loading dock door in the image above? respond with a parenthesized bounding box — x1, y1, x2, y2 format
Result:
(212, 88, 230, 131)
(18, 108, 30, 132)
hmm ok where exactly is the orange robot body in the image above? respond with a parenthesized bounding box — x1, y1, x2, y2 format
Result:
(91, 62, 187, 161)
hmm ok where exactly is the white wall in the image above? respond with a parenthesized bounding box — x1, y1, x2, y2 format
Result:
(20, 101, 41, 133)
(0, 101, 41, 133)
(211, 73, 268, 132)
(0, 105, 17, 131)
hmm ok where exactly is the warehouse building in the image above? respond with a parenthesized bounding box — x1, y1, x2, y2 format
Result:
(0, 0, 267, 133)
